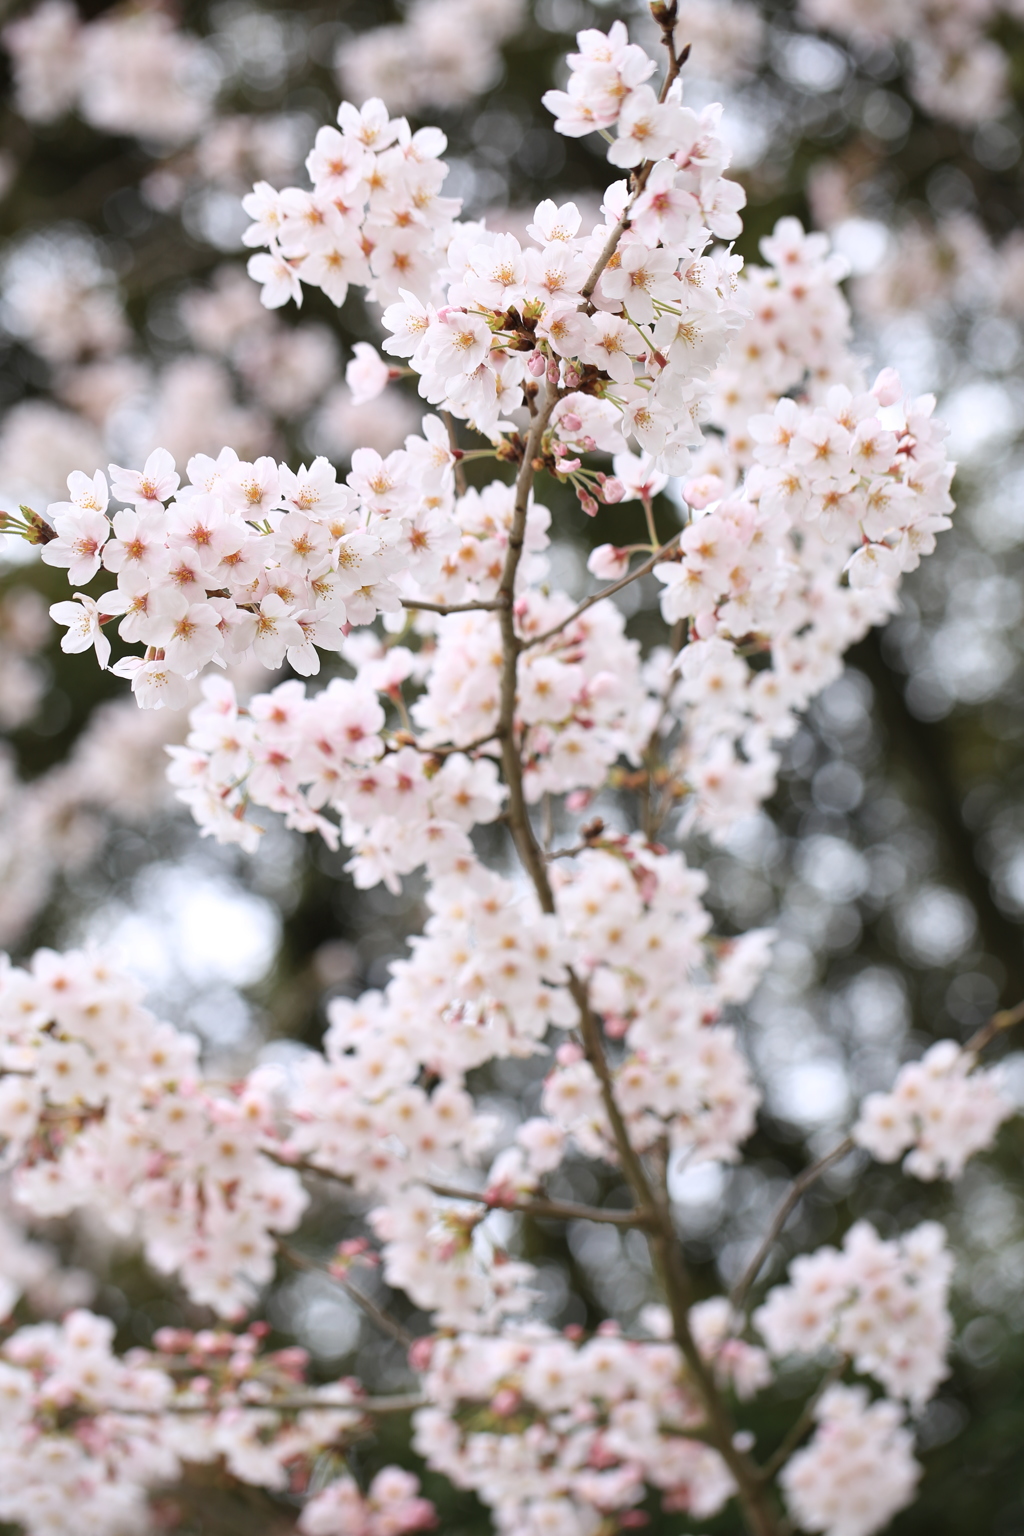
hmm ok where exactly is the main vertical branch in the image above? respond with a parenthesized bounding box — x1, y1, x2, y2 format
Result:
(495, 390, 782, 1536)
(496, 384, 560, 910)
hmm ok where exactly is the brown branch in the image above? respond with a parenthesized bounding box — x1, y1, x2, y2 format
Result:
(580, 4, 687, 301)
(495, 380, 561, 908)
(730, 997, 1024, 1318)
(277, 1240, 415, 1350)
(94, 1391, 423, 1418)
(442, 410, 468, 496)
(263, 1150, 355, 1187)
(401, 596, 505, 614)
(523, 533, 682, 650)
(484, 23, 781, 1532)
(392, 730, 499, 759)
(426, 1180, 654, 1229)
(729, 1139, 855, 1314)
(965, 997, 1024, 1056)
(756, 1360, 846, 1482)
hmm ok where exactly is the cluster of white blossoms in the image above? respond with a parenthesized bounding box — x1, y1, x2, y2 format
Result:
(335, 0, 525, 115)
(5, 14, 1020, 1536)
(0, 1309, 178, 1536)
(543, 840, 766, 1162)
(413, 1324, 748, 1535)
(0, 949, 308, 1317)
(41, 428, 469, 711)
(244, 30, 748, 469)
(755, 1220, 953, 1406)
(830, 203, 1024, 336)
(242, 100, 459, 315)
(0, 1314, 369, 1536)
(1, 0, 217, 142)
(780, 1383, 920, 1536)
(299, 1467, 436, 1536)
(800, 0, 1024, 124)
(853, 1040, 1013, 1179)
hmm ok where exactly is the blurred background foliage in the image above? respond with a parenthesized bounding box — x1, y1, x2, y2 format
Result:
(4, 0, 1024, 1532)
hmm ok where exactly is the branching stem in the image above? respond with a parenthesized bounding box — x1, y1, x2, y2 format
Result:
(277, 1239, 415, 1350)
(729, 1139, 855, 1315)
(523, 533, 681, 650)
(427, 1180, 654, 1229)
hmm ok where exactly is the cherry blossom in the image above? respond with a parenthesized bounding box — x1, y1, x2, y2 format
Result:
(7, 14, 1017, 1536)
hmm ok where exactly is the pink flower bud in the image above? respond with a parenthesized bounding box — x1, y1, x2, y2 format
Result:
(408, 1337, 434, 1372)
(561, 412, 583, 433)
(564, 367, 581, 388)
(556, 1041, 584, 1065)
(578, 491, 599, 516)
(527, 350, 547, 377)
(601, 477, 625, 503)
(547, 361, 560, 384)
(582, 435, 596, 451)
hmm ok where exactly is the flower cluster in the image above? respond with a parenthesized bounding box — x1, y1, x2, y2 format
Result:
(1, 0, 217, 142)
(853, 1040, 1012, 1179)
(167, 669, 506, 865)
(646, 242, 954, 837)
(243, 99, 458, 313)
(779, 1383, 920, 1536)
(335, 0, 525, 115)
(755, 1220, 952, 1406)
(544, 840, 766, 1163)
(0, 1314, 364, 1536)
(0, 1309, 176, 1536)
(244, 56, 747, 466)
(300, 1467, 437, 1536)
(702, 218, 858, 454)
(800, 0, 1024, 125)
(414, 1324, 738, 1533)
(7, 15, 1002, 1536)
(0, 949, 307, 1317)
(42, 427, 465, 709)
(415, 589, 651, 804)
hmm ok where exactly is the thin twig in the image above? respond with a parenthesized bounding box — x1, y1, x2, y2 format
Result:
(393, 730, 499, 758)
(427, 1180, 654, 1228)
(522, 533, 681, 650)
(263, 1150, 354, 1187)
(442, 411, 468, 496)
(729, 1139, 855, 1314)
(401, 596, 505, 615)
(731, 996, 1024, 1317)
(277, 1240, 415, 1350)
(579, 6, 687, 302)
(965, 996, 1024, 1055)
(756, 1360, 846, 1482)
(95, 1391, 424, 1419)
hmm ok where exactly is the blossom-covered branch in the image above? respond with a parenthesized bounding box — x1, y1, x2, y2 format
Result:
(1, 9, 1013, 1536)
